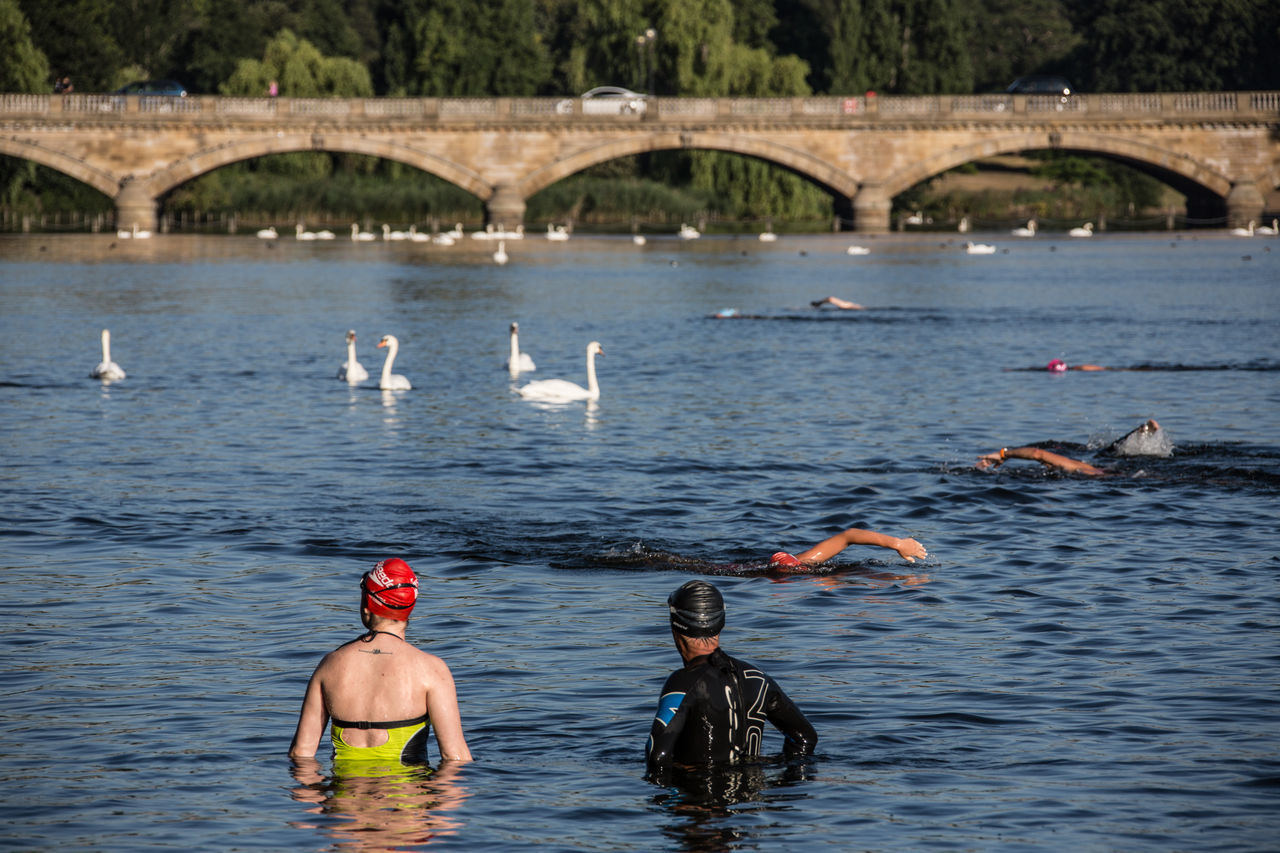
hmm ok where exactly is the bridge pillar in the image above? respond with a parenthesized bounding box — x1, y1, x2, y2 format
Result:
(852, 183, 891, 234)
(1225, 181, 1265, 229)
(485, 184, 526, 230)
(115, 180, 158, 234)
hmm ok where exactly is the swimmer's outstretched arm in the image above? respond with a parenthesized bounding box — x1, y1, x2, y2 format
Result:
(810, 296, 864, 310)
(976, 446, 1105, 476)
(794, 528, 927, 565)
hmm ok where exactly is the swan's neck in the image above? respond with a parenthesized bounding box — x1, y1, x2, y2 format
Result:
(381, 341, 398, 381)
(348, 339, 359, 365)
(101, 331, 112, 363)
(585, 349, 599, 399)
(509, 330, 521, 364)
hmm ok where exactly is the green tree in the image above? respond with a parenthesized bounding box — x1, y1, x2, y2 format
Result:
(221, 29, 373, 98)
(968, 0, 1078, 92)
(1066, 0, 1280, 91)
(19, 0, 124, 91)
(0, 0, 49, 92)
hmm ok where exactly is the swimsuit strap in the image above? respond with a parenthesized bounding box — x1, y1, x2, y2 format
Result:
(330, 711, 430, 730)
(359, 629, 404, 643)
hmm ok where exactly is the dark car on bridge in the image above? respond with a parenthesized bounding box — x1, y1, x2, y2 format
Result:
(114, 80, 188, 97)
(1006, 75, 1073, 99)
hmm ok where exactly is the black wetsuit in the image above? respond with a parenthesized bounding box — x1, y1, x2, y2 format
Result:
(646, 647, 817, 769)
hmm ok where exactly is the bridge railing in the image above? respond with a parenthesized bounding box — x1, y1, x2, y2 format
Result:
(1, 92, 1276, 121)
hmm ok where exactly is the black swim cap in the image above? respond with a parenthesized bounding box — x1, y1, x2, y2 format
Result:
(668, 580, 725, 638)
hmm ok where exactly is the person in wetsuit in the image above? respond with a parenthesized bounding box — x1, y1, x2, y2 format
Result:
(976, 418, 1166, 476)
(289, 558, 472, 767)
(646, 580, 817, 770)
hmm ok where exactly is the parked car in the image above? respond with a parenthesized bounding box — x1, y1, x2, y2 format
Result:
(1006, 75, 1073, 98)
(556, 86, 647, 116)
(114, 80, 188, 97)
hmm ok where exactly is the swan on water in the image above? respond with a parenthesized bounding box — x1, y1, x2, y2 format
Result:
(546, 224, 570, 241)
(1068, 222, 1094, 237)
(1011, 219, 1037, 237)
(507, 322, 536, 376)
(256, 226, 278, 239)
(295, 223, 318, 241)
(493, 240, 509, 265)
(431, 231, 456, 246)
(376, 335, 412, 390)
(846, 245, 871, 255)
(678, 223, 700, 240)
(632, 234, 647, 246)
(350, 223, 376, 241)
(382, 224, 409, 241)
(1256, 219, 1279, 236)
(408, 225, 431, 242)
(1229, 220, 1256, 237)
(904, 211, 926, 226)
(517, 341, 603, 402)
(965, 241, 997, 254)
(315, 228, 336, 240)
(758, 230, 778, 242)
(91, 329, 126, 380)
(958, 216, 971, 233)
(337, 330, 369, 384)
(447, 223, 465, 239)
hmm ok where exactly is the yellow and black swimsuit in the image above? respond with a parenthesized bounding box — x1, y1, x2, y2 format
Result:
(330, 712, 431, 765)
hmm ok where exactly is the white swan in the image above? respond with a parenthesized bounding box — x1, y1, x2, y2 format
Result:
(546, 224, 570, 241)
(350, 223, 376, 242)
(958, 216, 971, 233)
(965, 241, 997, 254)
(1012, 219, 1037, 237)
(632, 233, 647, 246)
(116, 224, 133, 239)
(507, 322, 536, 376)
(337, 329, 369, 384)
(678, 223, 700, 240)
(1229, 220, 1256, 237)
(904, 210, 925, 226)
(382, 224, 408, 241)
(91, 328, 126, 380)
(315, 228, 336, 240)
(846, 245, 871, 255)
(376, 335, 411, 390)
(758, 230, 778, 242)
(295, 223, 317, 241)
(1256, 219, 1279, 236)
(408, 225, 431, 242)
(1068, 222, 1094, 237)
(517, 341, 603, 402)
(493, 240, 509, 265)
(256, 226, 278, 239)
(447, 223, 465, 239)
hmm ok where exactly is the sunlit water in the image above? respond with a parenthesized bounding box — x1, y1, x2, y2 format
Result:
(1, 231, 1278, 851)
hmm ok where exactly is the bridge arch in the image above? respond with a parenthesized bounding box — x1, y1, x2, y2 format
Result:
(880, 130, 1236, 208)
(0, 137, 119, 198)
(516, 131, 861, 202)
(143, 135, 492, 201)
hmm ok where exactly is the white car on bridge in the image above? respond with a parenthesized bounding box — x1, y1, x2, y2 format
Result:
(557, 86, 648, 116)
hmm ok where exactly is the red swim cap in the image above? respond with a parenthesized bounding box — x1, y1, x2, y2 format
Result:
(770, 552, 804, 570)
(361, 558, 418, 620)
(1046, 359, 1067, 373)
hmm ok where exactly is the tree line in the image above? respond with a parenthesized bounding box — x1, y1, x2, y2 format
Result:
(3, 0, 1277, 227)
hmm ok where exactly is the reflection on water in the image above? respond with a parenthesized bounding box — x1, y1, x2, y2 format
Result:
(291, 758, 468, 850)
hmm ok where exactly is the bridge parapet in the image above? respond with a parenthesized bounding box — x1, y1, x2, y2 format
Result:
(2, 91, 1276, 124)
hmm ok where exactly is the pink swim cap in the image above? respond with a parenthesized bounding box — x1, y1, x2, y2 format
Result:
(1046, 359, 1067, 373)
(770, 552, 804, 569)
(361, 558, 418, 620)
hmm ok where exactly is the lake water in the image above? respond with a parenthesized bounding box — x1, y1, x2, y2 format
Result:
(1, 230, 1277, 851)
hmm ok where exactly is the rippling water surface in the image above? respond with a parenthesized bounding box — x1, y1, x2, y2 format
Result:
(1, 232, 1278, 851)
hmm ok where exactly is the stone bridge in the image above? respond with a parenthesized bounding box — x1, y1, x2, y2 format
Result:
(1, 91, 1277, 232)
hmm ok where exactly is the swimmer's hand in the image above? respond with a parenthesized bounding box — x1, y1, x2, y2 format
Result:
(976, 451, 1005, 470)
(895, 538, 927, 562)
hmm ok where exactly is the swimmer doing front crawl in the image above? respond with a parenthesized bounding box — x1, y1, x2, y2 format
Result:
(768, 526, 926, 570)
(976, 418, 1166, 476)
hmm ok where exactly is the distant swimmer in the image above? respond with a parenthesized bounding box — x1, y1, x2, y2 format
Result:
(811, 296, 865, 310)
(976, 418, 1169, 476)
(646, 580, 817, 771)
(289, 559, 472, 767)
(1046, 358, 1107, 372)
